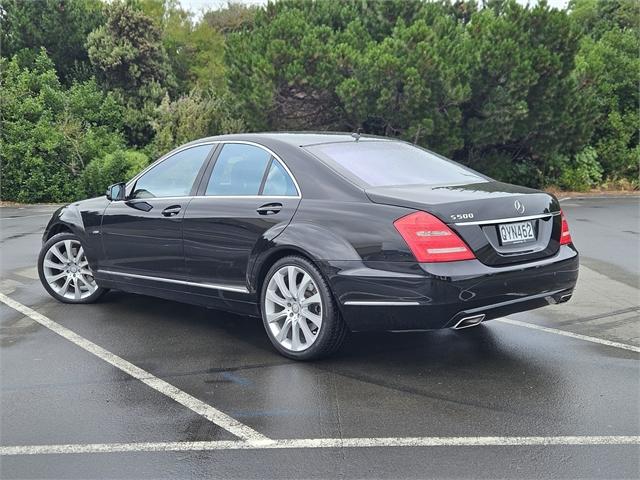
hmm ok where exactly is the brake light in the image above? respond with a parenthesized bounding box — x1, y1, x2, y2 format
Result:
(560, 210, 572, 245)
(394, 211, 475, 262)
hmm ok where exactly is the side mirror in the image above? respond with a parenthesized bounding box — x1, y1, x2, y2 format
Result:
(106, 182, 126, 201)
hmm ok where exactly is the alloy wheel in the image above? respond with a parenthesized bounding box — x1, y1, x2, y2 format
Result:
(264, 265, 323, 352)
(42, 239, 98, 301)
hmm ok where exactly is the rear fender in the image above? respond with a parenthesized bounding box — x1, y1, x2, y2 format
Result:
(247, 222, 360, 293)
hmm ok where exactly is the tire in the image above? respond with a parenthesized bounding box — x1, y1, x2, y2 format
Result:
(38, 232, 108, 304)
(260, 255, 347, 360)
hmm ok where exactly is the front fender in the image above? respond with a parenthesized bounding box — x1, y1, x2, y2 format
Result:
(42, 197, 110, 270)
(42, 205, 84, 243)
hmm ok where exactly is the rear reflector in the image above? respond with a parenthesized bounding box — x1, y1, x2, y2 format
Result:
(394, 211, 475, 262)
(560, 210, 572, 245)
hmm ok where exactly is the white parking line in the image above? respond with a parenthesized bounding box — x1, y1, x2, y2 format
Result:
(3, 292, 638, 456)
(0, 293, 269, 442)
(0, 213, 57, 219)
(1, 435, 638, 456)
(498, 317, 640, 353)
(559, 195, 640, 201)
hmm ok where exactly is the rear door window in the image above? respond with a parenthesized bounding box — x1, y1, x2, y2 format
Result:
(261, 160, 298, 196)
(205, 144, 271, 196)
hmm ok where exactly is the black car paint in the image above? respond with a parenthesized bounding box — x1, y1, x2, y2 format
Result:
(42, 133, 578, 331)
(183, 196, 300, 288)
(366, 181, 563, 266)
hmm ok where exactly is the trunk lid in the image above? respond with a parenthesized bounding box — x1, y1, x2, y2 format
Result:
(366, 181, 563, 266)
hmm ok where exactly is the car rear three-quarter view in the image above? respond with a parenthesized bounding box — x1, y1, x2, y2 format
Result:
(37, 133, 579, 360)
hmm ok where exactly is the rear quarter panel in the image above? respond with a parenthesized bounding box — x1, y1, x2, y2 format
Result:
(273, 199, 415, 263)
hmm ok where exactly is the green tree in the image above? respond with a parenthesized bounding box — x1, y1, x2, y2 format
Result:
(0, 0, 104, 82)
(454, 0, 595, 186)
(203, 1, 259, 34)
(86, 1, 175, 145)
(86, 0, 174, 94)
(79, 149, 149, 197)
(0, 51, 124, 202)
(138, 0, 226, 94)
(572, 0, 639, 182)
(149, 88, 245, 158)
(337, 10, 471, 154)
(225, 0, 432, 131)
(569, 0, 639, 38)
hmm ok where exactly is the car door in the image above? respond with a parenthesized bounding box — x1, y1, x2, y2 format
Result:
(183, 142, 301, 290)
(99, 143, 214, 279)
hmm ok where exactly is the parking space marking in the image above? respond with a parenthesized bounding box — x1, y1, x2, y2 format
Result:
(0, 213, 57, 220)
(498, 317, 640, 353)
(1, 436, 639, 456)
(0, 293, 269, 442)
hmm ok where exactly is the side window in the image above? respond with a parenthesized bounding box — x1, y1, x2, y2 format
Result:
(206, 144, 271, 196)
(131, 145, 211, 199)
(262, 160, 298, 196)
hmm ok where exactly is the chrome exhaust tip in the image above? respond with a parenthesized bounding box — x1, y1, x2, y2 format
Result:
(452, 314, 486, 330)
(559, 293, 572, 303)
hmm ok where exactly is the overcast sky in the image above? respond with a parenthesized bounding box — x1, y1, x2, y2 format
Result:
(179, 0, 570, 15)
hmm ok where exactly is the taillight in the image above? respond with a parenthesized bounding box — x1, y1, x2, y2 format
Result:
(393, 211, 475, 262)
(560, 210, 572, 245)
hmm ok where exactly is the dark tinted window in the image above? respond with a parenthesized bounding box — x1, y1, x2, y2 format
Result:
(131, 144, 211, 199)
(262, 160, 298, 196)
(305, 141, 485, 187)
(206, 144, 271, 196)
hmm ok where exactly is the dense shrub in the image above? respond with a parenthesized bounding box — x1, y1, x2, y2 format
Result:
(1, 0, 637, 203)
(79, 150, 149, 198)
(0, 51, 125, 202)
(556, 147, 604, 191)
(148, 88, 245, 159)
(0, 0, 104, 83)
(574, 26, 640, 182)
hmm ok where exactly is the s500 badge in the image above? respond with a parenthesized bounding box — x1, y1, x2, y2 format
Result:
(450, 213, 474, 221)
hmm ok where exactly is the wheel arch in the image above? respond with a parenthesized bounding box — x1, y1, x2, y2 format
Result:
(248, 220, 361, 296)
(44, 223, 73, 240)
(250, 246, 319, 297)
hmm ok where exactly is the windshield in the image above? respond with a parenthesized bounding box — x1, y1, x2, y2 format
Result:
(305, 141, 486, 188)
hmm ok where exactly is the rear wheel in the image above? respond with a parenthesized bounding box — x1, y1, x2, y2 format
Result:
(261, 256, 347, 360)
(38, 232, 107, 304)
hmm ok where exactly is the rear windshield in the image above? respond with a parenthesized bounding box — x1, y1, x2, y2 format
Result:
(305, 141, 486, 187)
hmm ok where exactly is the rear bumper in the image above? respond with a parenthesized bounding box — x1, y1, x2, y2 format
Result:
(320, 245, 579, 332)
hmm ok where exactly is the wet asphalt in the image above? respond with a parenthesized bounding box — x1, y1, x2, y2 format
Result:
(0, 197, 639, 479)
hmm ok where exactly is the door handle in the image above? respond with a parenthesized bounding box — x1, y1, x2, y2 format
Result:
(256, 203, 282, 215)
(161, 205, 182, 217)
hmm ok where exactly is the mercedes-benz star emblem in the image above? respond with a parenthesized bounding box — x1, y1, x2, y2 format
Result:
(514, 200, 525, 214)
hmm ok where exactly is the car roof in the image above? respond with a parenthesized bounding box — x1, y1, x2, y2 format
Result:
(191, 131, 394, 148)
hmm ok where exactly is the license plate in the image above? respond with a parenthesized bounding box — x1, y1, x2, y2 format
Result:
(499, 221, 535, 245)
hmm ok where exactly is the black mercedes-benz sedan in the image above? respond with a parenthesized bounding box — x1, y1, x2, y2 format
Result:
(38, 133, 578, 359)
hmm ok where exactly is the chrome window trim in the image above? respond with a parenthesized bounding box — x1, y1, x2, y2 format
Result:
(124, 140, 302, 201)
(343, 301, 421, 306)
(454, 211, 560, 226)
(126, 141, 218, 195)
(120, 195, 300, 202)
(98, 269, 250, 294)
(208, 141, 301, 198)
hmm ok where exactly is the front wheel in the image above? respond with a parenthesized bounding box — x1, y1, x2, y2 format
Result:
(38, 232, 107, 304)
(260, 256, 347, 360)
